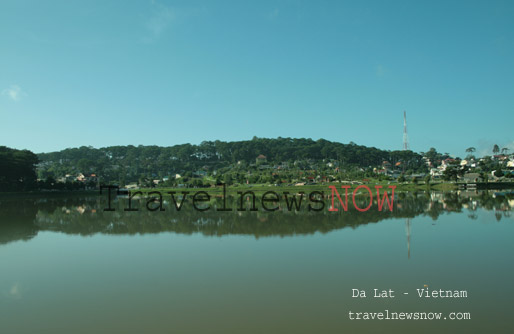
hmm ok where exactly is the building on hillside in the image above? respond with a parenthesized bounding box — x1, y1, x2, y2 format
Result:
(493, 155, 508, 161)
(77, 173, 97, 184)
(194, 170, 207, 177)
(461, 173, 482, 183)
(442, 158, 455, 166)
(430, 168, 443, 178)
(256, 154, 267, 164)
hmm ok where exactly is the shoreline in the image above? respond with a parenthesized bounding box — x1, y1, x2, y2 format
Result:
(2, 182, 514, 198)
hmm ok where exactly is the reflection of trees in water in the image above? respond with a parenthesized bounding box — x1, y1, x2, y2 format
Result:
(35, 196, 418, 237)
(0, 198, 39, 245)
(0, 191, 512, 244)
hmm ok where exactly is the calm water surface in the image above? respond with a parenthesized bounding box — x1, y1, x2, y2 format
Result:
(1, 191, 513, 333)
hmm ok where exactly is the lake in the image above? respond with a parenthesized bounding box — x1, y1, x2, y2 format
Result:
(1, 190, 513, 333)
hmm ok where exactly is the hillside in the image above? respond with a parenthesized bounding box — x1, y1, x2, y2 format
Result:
(36, 137, 425, 184)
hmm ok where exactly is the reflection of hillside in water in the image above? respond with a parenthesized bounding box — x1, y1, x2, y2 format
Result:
(1, 191, 512, 245)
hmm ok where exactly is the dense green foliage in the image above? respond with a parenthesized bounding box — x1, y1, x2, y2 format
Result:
(37, 137, 425, 183)
(0, 146, 39, 191)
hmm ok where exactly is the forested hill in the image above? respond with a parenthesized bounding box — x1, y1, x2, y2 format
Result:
(36, 138, 424, 182)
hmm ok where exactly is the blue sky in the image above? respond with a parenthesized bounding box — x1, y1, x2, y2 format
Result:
(1, 0, 513, 156)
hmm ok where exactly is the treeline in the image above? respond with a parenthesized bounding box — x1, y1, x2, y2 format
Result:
(0, 146, 39, 191)
(37, 137, 425, 183)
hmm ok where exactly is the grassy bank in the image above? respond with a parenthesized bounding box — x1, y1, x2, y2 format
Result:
(6, 181, 514, 199)
(0, 190, 98, 199)
(134, 181, 458, 196)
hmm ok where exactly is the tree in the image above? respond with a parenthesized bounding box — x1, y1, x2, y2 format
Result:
(443, 165, 459, 182)
(493, 144, 500, 155)
(501, 147, 509, 155)
(465, 147, 476, 154)
(223, 173, 232, 185)
(0, 146, 39, 191)
(480, 172, 489, 183)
